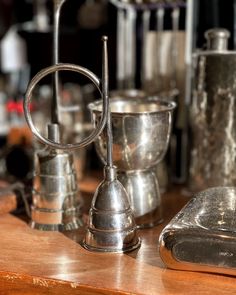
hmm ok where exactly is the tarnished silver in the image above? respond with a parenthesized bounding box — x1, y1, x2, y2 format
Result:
(32, 124, 83, 231)
(189, 28, 236, 192)
(83, 37, 140, 253)
(89, 96, 176, 228)
(205, 28, 230, 52)
(159, 187, 236, 276)
(24, 39, 109, 231)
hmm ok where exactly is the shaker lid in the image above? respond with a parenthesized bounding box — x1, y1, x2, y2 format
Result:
(204, 28, 230, 51)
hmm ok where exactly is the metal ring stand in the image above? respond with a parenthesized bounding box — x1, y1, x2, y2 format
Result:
(24, 63, 108, 150)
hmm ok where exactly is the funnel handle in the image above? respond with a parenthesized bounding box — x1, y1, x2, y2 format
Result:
(24, 63, 107, 150)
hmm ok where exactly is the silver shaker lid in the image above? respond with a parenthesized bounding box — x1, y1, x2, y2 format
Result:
(205, 28, 230, 51)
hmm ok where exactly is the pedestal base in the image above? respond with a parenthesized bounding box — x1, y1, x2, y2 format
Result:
(118, 169, 162, 228)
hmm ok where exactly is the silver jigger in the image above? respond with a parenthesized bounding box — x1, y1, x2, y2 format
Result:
(89, 97, 176, 228)
(32, 124, 83, 231)
(83, 37, 141, 252)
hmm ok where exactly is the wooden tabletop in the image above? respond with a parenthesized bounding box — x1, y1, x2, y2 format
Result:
(0, 179, 236, 295)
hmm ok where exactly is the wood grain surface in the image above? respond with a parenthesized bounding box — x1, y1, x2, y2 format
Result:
(0, 181, 236, 294)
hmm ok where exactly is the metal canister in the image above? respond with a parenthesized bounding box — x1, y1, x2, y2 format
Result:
(189, 28, 236, 192)
(32, 124, 83, 231)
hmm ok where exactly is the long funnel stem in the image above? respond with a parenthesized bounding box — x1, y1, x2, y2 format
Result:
(102, 36, 113, 168)
(52, 0, 66, 124)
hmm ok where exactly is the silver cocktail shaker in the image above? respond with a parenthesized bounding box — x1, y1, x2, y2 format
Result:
(189, 28, 236, 192)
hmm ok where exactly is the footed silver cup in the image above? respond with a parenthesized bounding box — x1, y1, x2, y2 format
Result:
(89, 97, 176, 228)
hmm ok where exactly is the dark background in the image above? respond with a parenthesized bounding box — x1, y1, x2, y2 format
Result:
(0, 0, 235, 90)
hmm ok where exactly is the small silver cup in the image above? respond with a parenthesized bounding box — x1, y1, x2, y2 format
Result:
(89, 97, 176, 228)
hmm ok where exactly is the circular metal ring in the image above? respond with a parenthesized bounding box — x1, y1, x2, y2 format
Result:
(24, 63, 108, 150)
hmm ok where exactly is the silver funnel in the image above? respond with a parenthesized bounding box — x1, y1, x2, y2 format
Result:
(83, 36, 141, 252)
(83, 165, 141, 252)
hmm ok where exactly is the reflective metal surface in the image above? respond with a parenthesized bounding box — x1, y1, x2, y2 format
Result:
(32, 124, 83, 231)
(83, 166, 141, 252)
(118, 169, 162, 226)
(24, 63, 108, 151)
(24, 39, 109, 231)
(159, 187, 236, 276)
(52, 0, 66, 124)
(83, 37, 140, 252)
(205, 28, 230, 52)
(89, 97, 175, 228)
(189, 28, 236, 192)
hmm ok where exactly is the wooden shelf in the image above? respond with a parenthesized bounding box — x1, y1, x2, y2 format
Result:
(0, 182, 236, 294)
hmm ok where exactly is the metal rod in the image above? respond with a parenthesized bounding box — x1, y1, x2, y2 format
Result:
(234, 0, 236, 49)
(24, 63, 108, 151)
(102, 36, 112, 167)
(52, 0, 66, 124)
(156, 3, 165, 92)
(170, 4, 180, 89)
(141, 9, 151, 88)
(179, 0, 194, 182)
(128, 7, 137, 89)
(185, 0, 194, 106)
(124, 8, 137, 89)
(103, 37, 112, 167)
(117, 8, 126, 89)
(156, 4, 164, 32)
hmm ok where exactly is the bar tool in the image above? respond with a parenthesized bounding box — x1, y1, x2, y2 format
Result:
(112, 0, 161, 90)
(189, 28, 236, 192)
(159, 187, 236, 276)
(116, 7, 126, 89)
(52, 0, 66, 124)
(24, 48, 109, 230)
(89, 96, 176, 228)
(141, 7, 151, 88)
(83, 37, 140, 252)
(116, 4, 137, 90)
(154, 0, 165, 92)
(169, 0, 180, 90)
